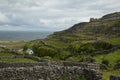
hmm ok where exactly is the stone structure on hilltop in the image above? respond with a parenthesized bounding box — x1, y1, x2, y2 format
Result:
(90, 18, 98, 22)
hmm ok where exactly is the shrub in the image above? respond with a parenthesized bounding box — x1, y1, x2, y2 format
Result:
(102, 59, 109, 66)
(33, 45, 58, 57)
(68, 41, 82, 53)
(93, 41, 113, 50)
(74, 75, 79, 80)
(23, 45, 28, 51)
(116, 59, 120, 63)
(62, 74, 68, 80)
(79, 75, 86, 80)
(78, 43, 95, 53)
(69, 41, 113, 55)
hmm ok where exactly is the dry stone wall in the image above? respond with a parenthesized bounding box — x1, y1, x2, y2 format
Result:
(0, 62, 102, 80)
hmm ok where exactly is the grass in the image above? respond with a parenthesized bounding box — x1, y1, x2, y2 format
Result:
(0, 41, 26, 49)
(109, 37, 120, 45)
(45, 41, 69, 48)
(101, 70, 120, 80)
(94, 49, 120, 67)
(66, 55, 83, 61)
(0, 58, 37, 62)
(0, 53, 14, 56)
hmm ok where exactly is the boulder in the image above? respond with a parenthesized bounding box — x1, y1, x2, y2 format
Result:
(114, 62, 120, 70)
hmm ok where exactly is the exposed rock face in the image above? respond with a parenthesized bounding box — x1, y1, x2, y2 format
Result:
(114, 62, 120, 70)
(84, 69, 102, 80)
(0, 62, 102, 80)
(110, 75, 120, 80)
(100, 64, 107, 70)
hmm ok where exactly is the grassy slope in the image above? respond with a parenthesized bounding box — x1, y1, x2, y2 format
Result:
(109, 37, 120, 45)
(0, 58, 37, 62)
(0, 53, 37, 62)
(0, 41, 26, 49)
(101, 70, 120, 80)
(93, 36, 120, 68)
(0, 41, 37, 62)
(0, 53, 14, 56)
(94, 49, 120, 67)
(45, 41, 69, 48)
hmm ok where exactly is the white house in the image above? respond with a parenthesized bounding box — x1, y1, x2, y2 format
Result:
(26, 49, 34, 55)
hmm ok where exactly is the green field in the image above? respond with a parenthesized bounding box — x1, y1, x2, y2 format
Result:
(0, 53, 14, 56)
(0, 58, 37, 62)
(0, 41, 26, 49)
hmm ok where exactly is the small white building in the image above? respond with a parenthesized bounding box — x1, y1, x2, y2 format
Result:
(26, 49, 34, 55)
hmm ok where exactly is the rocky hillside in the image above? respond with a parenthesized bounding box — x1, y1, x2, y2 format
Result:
(25, 12, 120, 62)
(46, 12, 120, 42)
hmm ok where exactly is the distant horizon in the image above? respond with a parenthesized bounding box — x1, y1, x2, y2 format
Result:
(0, 31, 52, 41)
(0, 30, 55, 32)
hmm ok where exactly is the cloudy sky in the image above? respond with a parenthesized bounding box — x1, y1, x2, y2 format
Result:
(0, 0, 120, 31)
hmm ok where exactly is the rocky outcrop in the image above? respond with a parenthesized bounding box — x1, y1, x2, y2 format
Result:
(110, 75, 120, 80)
(100, 64, 107, 70)
(84, 69, 102, 80)
(114, 62, 120, 70)
(0, 62, 102, 80)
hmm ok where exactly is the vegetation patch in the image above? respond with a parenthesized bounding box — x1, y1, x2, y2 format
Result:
(68, 41, 113, 55)
(94, 49, 120, 67)
(0, 58, 37, 62)
(109, 37, 120, 45)
(101, 70, 120, 80)
(0, 53, 14, 56)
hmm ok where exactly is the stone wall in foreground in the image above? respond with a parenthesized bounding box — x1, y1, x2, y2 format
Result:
(0, 62, 102, 80)
(110, 75, 120, 80)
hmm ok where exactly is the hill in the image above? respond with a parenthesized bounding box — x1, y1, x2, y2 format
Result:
(46, 12, 120, 42)
(22, 12, 120, 62)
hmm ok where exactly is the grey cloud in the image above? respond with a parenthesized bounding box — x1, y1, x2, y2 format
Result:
(0, 0, 120, 31)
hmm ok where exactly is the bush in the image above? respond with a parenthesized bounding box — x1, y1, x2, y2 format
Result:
(68, 41, 113, 56)
(68, 41, 81, 53)
(62, 74, 68, 80)
(23, 45, 28, 51)
(102, 59, 109, 66)
(93, 41, 113, 50)
(68, 42, 96, 55)
(116, 59, 120, 63)
(56, 51, 71, 60)
(33, 45, 58, 57)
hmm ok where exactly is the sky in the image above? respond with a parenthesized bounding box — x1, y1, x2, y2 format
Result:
(0, 0, 120, 31)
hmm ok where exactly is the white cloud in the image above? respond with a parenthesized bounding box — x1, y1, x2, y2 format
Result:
(0, 12, 9, 23)
(0, 0, 120, 31)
